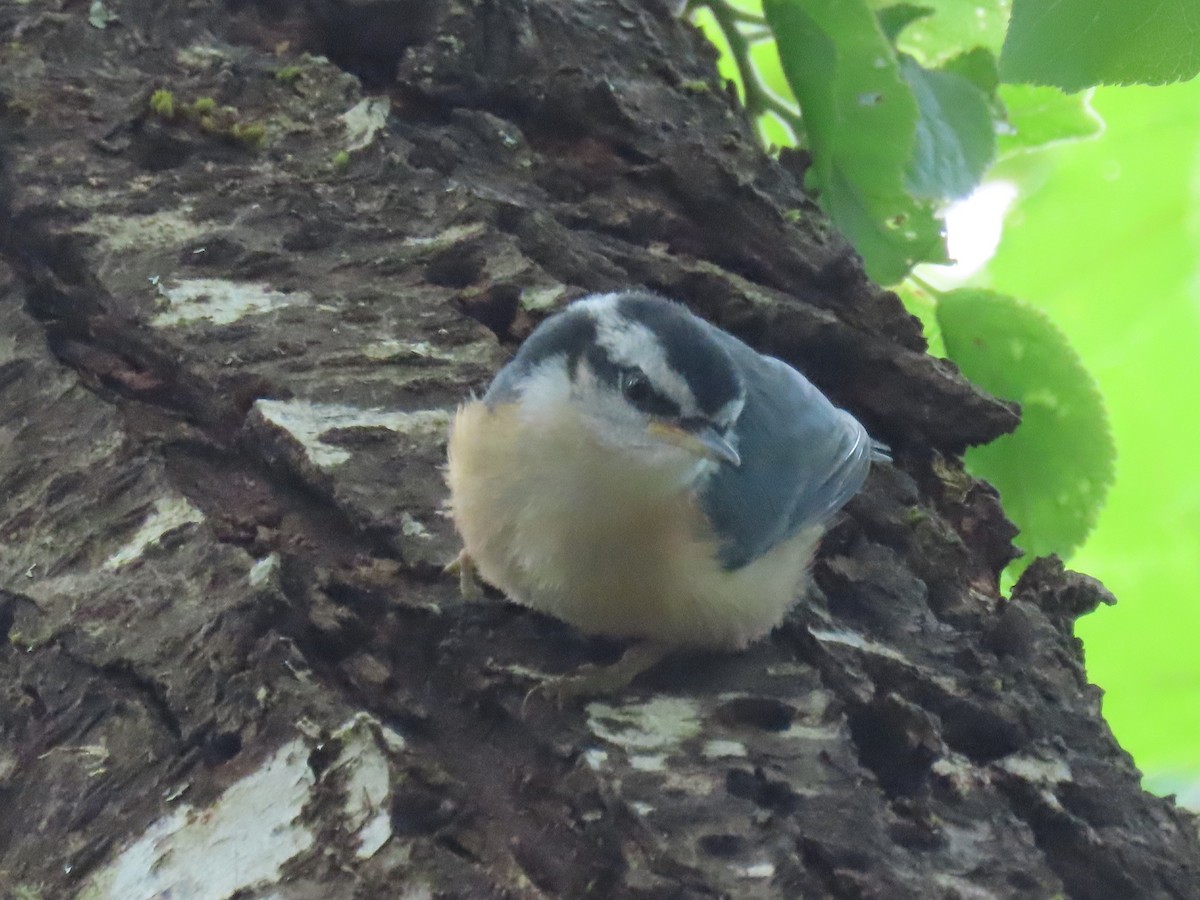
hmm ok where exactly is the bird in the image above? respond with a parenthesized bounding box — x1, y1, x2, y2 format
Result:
(446, 289, 885, 695)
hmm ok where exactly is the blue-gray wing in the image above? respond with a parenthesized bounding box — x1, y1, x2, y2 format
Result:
(699, 332, 879, 570)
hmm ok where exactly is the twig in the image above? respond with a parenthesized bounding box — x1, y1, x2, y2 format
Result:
(690, 0, 805, 143)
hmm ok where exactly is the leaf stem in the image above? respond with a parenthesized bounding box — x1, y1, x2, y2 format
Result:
(908, 272, 947, 299)
(690, 0, 805, 142)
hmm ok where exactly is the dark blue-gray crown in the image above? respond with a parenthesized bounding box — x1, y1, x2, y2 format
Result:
(486, 290, 744, 423)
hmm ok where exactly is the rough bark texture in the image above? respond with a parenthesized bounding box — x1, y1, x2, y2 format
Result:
(0, 1, 1197, 898)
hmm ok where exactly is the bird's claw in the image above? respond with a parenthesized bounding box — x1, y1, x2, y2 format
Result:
(445, 549, 484, 601)
(520, 642, 672, 713)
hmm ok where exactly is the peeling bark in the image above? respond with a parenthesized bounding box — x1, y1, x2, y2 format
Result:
(1, 0, 1197, 897)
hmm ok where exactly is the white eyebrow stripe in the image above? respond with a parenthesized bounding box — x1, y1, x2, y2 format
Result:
(580, 296, 699, 417)
(713, 395, 745, 428)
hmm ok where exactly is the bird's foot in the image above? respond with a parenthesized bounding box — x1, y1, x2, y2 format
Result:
(525, 641, 672, 709)
(444, 549, 484, 600)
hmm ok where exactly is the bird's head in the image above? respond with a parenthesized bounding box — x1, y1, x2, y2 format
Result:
(488, 291, 745, 483)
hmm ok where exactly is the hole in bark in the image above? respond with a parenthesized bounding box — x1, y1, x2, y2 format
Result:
(936, 698, 1024, 764)
(714, 696, 796, 732)
(132, 126, 195, 171)
(308, 737, 342, 777)
(697, 833, 746, 857)
(392, 781, 459, 836)
(725, 767, 799, 815)
(846, 700, 935, 798)
(425, 243, 485, 288)
(202, 730, 243, 766)
(456, 283, 521, 338)
(225, 0, 445, 88)
(313, 0, 445, 86)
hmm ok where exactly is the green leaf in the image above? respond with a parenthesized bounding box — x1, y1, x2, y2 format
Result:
(937, 289, 1115, 566)
(927, 48, 1101, 162)
(941, 47, 1000, 98)
(996, 83, 1104, 156)
(764, 0, 945, 283)
(901, 55, 996, 199)
(1001, 0, 1200, 91)
(868, 0, 1011, 63)
(876, 4, 934, 44)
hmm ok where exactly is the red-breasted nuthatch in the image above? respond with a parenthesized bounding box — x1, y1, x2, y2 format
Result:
(447, 290, 885, 689)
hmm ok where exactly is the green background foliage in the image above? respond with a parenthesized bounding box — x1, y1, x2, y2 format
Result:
(985, 80, 1200, 800)
(1001, 0, 1200, 90)
(692, 0, 1200, 804)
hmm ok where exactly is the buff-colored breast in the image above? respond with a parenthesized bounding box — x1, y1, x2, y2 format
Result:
(446, 399, 820, 649)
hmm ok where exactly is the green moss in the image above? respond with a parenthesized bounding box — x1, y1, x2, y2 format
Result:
(231, 122, 267, 149)
(145, 89, 268, 150)
(274, 65, 304, 84)
(149, 88, 175, 118)
(331, 149, 351, 170)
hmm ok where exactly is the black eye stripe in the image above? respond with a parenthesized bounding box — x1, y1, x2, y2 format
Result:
(677, 416, 715, 433)
(620, 369, 680, 418)
(620, 371, 651, 400)
(614, 293, 743, 417)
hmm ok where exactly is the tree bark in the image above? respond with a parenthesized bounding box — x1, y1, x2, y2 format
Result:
(1, 0, 1197, 897)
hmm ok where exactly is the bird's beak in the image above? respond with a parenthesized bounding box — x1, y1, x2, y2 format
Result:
(647, 421, 741, 467)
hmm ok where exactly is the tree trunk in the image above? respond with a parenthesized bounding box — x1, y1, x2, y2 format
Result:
(1, 1, 1196, 897)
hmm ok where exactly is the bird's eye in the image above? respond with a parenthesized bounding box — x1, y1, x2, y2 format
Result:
(621, 371, 653, 404)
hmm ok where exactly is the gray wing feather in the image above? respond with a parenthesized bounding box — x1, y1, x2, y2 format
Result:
(699, 329, 877, 570)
